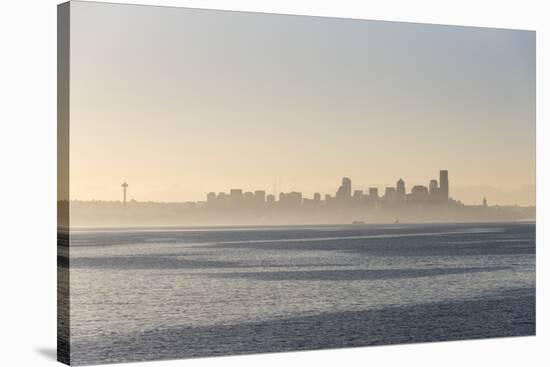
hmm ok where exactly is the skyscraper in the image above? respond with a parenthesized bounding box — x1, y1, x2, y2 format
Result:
(396, 178, 406, 203)
(429, 179, 438, 194)
(396, 179, 405, 195)
(428, 179, 439, 202)
(439, 170, 449, 201)
(342, 177, 351, 196)
(409, 185, 430, 204)
(336, 177, 352, 199)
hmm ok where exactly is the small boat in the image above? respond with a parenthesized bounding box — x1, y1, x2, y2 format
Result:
(394, 219, 400, 224)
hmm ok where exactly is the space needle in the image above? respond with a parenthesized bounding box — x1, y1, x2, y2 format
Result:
(121, 181, 128, 205)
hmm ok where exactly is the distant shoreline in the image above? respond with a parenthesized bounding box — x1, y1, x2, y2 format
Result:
(64, 219, 536, 232)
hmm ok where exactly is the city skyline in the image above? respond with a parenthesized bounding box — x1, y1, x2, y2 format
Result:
(67, 168, 535, 227)
(71, 178, 535, 206)
(70, 176, 536, 206)
(69, 4, 535, 206)
(202, 170, 453, 208)
(70, 169, 534, 208)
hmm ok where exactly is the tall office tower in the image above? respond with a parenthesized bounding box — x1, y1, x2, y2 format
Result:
(313, 192, 321, 202)
(341, 177, 352, 196)
(337, 177, 352, 199)
(411, 185, 429, 195)
(439, 170, 449, 201)
(395, 179, 406, 204)
(429, 179, 438, 194)
(396, 179, 405, 195)
(409, 185, 430, 203)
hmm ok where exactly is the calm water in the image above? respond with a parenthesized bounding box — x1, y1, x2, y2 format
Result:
(67, 222, 535, 365)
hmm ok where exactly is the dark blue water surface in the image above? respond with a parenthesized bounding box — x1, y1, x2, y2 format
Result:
(67, 222, 535, 365)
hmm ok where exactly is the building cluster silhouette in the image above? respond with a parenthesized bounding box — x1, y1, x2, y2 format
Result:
(205, 170, 452, 210)
(68, 169, 533, 226)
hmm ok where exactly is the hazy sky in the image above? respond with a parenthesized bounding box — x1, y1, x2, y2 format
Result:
(69, 1, 535, 205)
